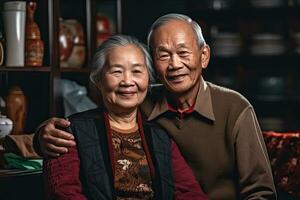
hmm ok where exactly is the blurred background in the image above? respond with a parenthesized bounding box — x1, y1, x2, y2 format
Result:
(0, 0, 299, 199)
(1, 0, 300, 133)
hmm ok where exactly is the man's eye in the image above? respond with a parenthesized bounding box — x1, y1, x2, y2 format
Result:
(158, 54, 170, 60)
(178, 51, 189, 57)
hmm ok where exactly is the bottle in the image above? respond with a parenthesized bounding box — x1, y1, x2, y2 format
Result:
(25, 0, 44, 66)
(3, 1, 26, 67)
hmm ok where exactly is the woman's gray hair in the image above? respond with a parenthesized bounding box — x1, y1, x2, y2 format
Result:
(147, 13, 206, 50)
(90, 34, 155, 86)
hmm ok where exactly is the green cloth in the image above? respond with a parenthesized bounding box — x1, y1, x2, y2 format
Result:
(3, 153, 43, 170)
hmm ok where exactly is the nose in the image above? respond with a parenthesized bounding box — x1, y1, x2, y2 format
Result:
(121, 71, 134, 86)
(169, 54, 183, 70)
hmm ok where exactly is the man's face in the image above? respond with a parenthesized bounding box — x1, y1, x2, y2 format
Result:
(151, 20, 210, 95)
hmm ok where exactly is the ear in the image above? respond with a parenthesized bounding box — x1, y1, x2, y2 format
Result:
(201, 45, 210, 69)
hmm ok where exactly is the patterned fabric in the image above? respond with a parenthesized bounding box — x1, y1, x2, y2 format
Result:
(111, 125, 154, 200)
(263, 131, 300, 198)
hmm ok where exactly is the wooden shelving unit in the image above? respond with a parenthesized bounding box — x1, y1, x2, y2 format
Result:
(0, 0, 122, 132)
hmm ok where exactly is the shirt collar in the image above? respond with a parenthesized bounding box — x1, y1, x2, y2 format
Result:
(147, 76, 215, 121)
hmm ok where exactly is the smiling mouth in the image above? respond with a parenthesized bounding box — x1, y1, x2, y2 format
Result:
(117, 91, 136, 96)
(167, 74, 186, 82)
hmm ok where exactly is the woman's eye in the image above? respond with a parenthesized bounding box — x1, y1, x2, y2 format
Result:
(133, 68, 146, 74)
(112, 70, 122, 74)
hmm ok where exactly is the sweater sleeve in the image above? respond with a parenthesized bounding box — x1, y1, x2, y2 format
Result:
(43, 146, 87, 200)
(234, 107, 277, 199)
(172, 140, 209, 200)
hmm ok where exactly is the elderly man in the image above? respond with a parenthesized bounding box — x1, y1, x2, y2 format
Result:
(34, 14, 276, 199)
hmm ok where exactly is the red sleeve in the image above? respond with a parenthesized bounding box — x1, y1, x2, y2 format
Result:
(43, 146, 87, 200)
(172, 140, 209, 200)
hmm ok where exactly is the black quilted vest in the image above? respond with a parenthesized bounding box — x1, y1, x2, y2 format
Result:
(68, 108, 174, 200)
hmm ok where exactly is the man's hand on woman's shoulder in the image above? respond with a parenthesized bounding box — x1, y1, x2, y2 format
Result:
(35, 117, 76, 157)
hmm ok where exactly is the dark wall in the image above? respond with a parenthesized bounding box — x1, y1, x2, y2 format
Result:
(122, 0, 189, 43)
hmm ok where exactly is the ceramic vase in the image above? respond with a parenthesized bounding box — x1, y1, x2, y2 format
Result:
(6, 86, 27, 135)
(59, 19, 85, 68)
(3, 1, 26, 67)
(25, 0, 44, 66)
(96, 14, 112, 47)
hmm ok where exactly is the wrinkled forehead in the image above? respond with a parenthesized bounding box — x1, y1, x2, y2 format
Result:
(151, 20, 196, 46)
(151, 21, 198, 50)
(104, 44, 147, 67)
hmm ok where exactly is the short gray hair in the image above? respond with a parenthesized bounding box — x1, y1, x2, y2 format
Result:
(90, 34, 155, 86)
(147, 13, 206, 50)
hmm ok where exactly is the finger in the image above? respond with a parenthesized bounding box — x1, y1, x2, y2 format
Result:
(51, 117, 70, 128)
(44, 125, 74, 140)
(44, 133, 76, 147)
(43, 149, 60, 158)
(52, 129, 74, 140)
(44, 143, 69, 154)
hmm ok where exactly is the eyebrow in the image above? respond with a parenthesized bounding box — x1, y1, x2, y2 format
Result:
(156, 46, 169, 52)
(109, 64, 123, 68)
(109, 63, 145, 68)
(132, 63, 146, 68)
(176, 43, 188, 48)
(156, 43, 188, 51)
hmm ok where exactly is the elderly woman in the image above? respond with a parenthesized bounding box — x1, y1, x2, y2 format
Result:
(43, 35, 208, 200)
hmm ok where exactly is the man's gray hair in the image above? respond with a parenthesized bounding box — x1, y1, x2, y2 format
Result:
(147, 13, 206, 50)
(90, 34, 155, 86)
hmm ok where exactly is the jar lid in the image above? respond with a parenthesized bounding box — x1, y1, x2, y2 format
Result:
(0, 113, 13, 125)
(3, 1, 26, 12)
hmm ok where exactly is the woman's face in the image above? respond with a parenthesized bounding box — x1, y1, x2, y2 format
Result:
(99, 44, 149, 114)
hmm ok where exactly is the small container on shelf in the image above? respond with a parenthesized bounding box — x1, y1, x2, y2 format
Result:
(208, 0, 236, 10)
(0, 112, 13, 138)
(250, 0, 284, 7)
(96, 0, 117, 45)
(211, 32, 242, 57)
(59, 18, 85, 68)
(291, 32, 300, 54)
(96, 13, 114, 47)
(257, 76, 286, 95)
(25, 0, 44, 67)
(210, 24, 242, 57)
(259, 117, 284, 132)
(3, 1, 26, 67)
(250, 33, 286, 55)
(6, 86, 27, 135)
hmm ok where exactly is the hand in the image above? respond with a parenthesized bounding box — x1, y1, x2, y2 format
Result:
(39, 117, 76, 157)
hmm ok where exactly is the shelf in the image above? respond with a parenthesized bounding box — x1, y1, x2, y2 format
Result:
(0, 169, 42, 178)
(0, 66, 51, 72)
(210, 54, 300, 67)
(0, 66, 91, 74)
(189, 6, 300, 19)
(253, 95, 300, 102)
(60, 67, 90, 74)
